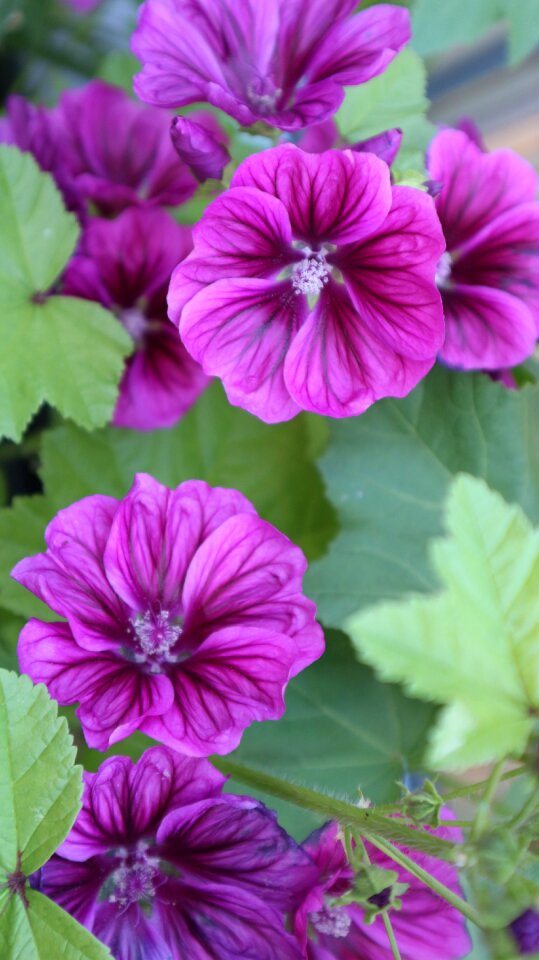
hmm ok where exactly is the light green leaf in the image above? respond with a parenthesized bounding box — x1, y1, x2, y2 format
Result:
(0, 669, 82, 876)
(0, 891, 111, 960)
(38, 382, 336, 561)
(228, 631, 434, 838)
(347, 475, 539, 768)
(307, 368, 539, 629)
(336, 48, 434, 169)
(0, 147, 131, 440)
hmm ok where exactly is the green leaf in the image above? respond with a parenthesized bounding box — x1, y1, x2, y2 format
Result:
(411, 0, 497, 57)
(0, 147, 131, 440)
(307, 368, 539, 629)
(0, 891, 112, 960)
(228, 631, 434, 838)
(0, 496, 58, 620)
(347, 475, 539, 769)
(501, 0, 539, 64)
(38, 382, 336, 560)
(336, 48, 434, 169)
(0, 669, 82, 876)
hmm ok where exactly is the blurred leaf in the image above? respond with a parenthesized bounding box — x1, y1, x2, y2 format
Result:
(0, 891, 111, 960)
(0, 610, 24, 672)
(307, 369, 539, 629)
(0, 147, 131, 441)
(0, 668, 82, 876)
(501, 0, 539, 64)
(336, 48, 434, 169)
(228, 630, 434, 838)
(97, 49, 138, 92)
(0, 496, 59, 620)
(348, 476, 539, 769)
(411, 0, 496, 57)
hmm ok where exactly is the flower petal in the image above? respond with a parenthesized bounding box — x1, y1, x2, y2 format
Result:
(153, 880, 304, 960)
(307, 4, 410, 86)
(103, 473, 205, 613)
(60, 747, 225, 859)
(158, 796, 317, 909)
(18, 619, 173, 751)
(142, 626, 303, 755)
(12, 496, 124, 652)
(428, 128, 539, 250)
(453, 202, 539, 321)
(38, 856, 109, 929)
(179, 278, 304, 423)
(336, 185, 445, 359)
(232, 145, 392, 246)
(439, 283, 537, 370)
(93, 902, 172, 960)
(284, 280, 435, 417)
(168, 186, 293, 324)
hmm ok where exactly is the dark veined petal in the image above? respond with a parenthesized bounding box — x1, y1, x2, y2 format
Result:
(232, 145, 392, 247)
(179, 277, 305, 423)
(18, 619, 174, 751)
(141, 626, 312, 755)
(284, 280, 436, 417)
(158, 796, 317, 909)
(59, 747, 225, 860)
(428, 128, 538, 251)
(439, 284, 537, 370)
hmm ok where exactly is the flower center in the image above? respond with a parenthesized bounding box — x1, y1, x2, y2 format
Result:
(435, 251, 452, 289)
(120, 307, 148, 343)
(310, 904, 351, 939)
(246, 76, 282, 115)
(292, 248, 331, 296)
(128, 610, 184, 671)
(106, 844, 160, 910)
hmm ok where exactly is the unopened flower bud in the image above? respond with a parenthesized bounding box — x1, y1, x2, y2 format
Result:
(351, 128, 403, 166)
(170, 115, 230, 182)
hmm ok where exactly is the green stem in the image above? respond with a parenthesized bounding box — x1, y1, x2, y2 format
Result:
(213, 758, 457, 860)
(442, 766, 526, 802)
(470, 760, 506, 842)
(382, 913, 403, 960)
(505, 785, 537, 830)
(365, 835, 487, 928)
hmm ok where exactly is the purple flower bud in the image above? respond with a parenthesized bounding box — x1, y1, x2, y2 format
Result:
(423, 178, 444, 199)
(351, 128, 403, 166)
(171, 114, 231, 183)
(510, 909, 539, 954)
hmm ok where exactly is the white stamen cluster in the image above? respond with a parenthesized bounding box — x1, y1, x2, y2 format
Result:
(311, 905, 352, 939)
(292, 253, 331, 296)
(120, 307, 148, 342)
(435, 251, 452, 289)
(131, 610, 182, 663)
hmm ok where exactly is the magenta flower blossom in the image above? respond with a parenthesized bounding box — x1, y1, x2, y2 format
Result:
(62, 207, 208, 430)
(57, 80, 198, 214)
(36, 747, 316, 960)
(428, 128, 539, 370)
(294, 820, 471, 960)
(14, 474, 324, 754)
(132, 0, 410, 132)
(169, 144, 445, 422)
(510, 910, 539, 955)
(170, 113, 231, 182)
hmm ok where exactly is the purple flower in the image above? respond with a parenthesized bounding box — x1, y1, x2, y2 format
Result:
(294, 820, 471, 960)
(36, 747, 315, 959)
(510, 909, 539, 955)
(57, 80, 198, 215)
(0, 96, 83, 214)
(13, 474, 324, 754)
(428, 128, 539, 370)
(169, 144, 445, 422)
(170, 112, 231, 182)
(132, 0, 410, 131)
(62, 207, 208, 430)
